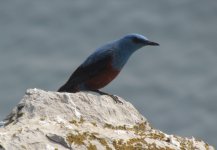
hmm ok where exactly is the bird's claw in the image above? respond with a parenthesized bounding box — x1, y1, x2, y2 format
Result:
(109, 95, 123, 104)
(91, 90, 123, 104)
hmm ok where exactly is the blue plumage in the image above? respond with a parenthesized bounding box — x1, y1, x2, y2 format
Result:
(58, 34, 159, 101)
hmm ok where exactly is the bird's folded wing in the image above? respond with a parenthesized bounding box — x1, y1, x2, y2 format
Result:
(66, 49, 114, 85)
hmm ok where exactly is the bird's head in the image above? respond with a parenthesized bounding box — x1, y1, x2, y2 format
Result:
(117, 34, 159, 52)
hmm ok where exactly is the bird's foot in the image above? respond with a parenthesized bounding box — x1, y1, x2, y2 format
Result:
(92, 90, 123, 104)
(108, 95, 123, 104)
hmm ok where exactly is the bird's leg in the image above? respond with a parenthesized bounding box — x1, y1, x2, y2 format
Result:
(91, 90, 123, 104)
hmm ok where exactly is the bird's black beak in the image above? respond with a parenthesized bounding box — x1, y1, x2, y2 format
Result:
(146, 40, 159, 46)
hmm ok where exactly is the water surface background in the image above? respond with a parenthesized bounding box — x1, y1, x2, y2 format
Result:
(0, 0, 217, 147)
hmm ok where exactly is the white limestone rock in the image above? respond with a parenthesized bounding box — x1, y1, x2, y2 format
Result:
(0, 89, 214, 150)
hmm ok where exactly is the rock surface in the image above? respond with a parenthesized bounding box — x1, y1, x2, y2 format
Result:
(0, 89, 214, 150)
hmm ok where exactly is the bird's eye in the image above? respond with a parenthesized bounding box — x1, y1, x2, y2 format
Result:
(132, 37, 143, 44)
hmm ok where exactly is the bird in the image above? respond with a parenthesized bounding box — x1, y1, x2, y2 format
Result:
(58, 34, 159, 103)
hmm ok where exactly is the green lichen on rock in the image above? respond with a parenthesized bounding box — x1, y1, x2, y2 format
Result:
(113, 138, 146, 150)
(89, 133, 112, 150)
(20, 145, 27, 149)
(103, 123, 123, 130)
(17, 112, 24, 119)
(146, 131, 165, 140)
(66, 131, 112, 149)
(40, 116, 46, 121)
(91, 122, 97, 127)
(69, 117, 85, 126)
(69, 120, 78, 126)
(180, 141, 194, 150)
(78, 117, 85, 124)
(87, 143, 97, 150)
(104, 122, 148, 132)
(66, 132, 86, 145)
(133, 122, 148, 135)
(113, 137, 176, 150)
(178, 137, 211, 150)
(205, 143, 211, 150)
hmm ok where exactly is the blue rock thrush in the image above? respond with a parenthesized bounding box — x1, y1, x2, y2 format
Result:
(58, 34, 159, 103)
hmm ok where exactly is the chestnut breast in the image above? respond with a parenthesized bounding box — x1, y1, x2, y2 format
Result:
(85, 60, 120, 90)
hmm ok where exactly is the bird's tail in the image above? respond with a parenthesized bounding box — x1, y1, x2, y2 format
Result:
(57, 83, 78, 93)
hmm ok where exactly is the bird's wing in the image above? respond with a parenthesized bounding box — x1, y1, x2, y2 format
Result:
(64, 49, 114, 88)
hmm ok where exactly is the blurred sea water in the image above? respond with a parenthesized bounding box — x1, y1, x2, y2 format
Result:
(0, 0, 217, 147)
